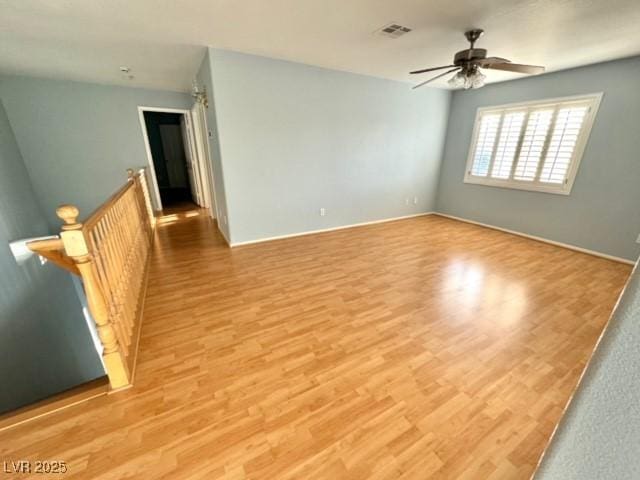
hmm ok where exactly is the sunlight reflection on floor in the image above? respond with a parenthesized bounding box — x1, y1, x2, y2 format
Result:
(157, 210, 203, 226)
(443, 259, 527, 328)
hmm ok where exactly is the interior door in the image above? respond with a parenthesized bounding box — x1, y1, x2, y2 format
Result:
(190, 104, 214, 214)
(179, 115, 202, 206)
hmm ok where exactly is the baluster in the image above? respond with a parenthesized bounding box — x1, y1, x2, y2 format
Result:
(121, 186, 137, 338)
(97, 214, 129, 356)
(110, 198, 132, 342)
(89, 224, 128, 356)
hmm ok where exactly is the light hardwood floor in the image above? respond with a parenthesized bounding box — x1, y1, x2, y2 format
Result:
(0, 211, 630, 479)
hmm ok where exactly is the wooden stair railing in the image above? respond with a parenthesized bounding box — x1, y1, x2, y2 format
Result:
(28, 168, 156, 390)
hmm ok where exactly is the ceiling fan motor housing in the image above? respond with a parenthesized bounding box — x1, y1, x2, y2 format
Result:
(454, 48, 487, 65)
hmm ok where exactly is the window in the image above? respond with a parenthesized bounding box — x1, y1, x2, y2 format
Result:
(464, 93, 602, 195)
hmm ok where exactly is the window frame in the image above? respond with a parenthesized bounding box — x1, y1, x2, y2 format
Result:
(463, 92, 603, 195)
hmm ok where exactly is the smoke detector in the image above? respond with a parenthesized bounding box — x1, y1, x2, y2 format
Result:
(377, 23, 412, 38)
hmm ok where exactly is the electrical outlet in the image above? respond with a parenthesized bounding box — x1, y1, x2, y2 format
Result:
(405, 198, 409, 206)
(413, 196, 418, 205)
(223, 215, 228, 225)
(636, 233, 640, 244)
(320, 208, 326, 217)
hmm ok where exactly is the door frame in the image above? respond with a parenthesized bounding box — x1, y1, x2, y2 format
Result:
(137, 106, 214, 213)
(190, 102, 219, 221)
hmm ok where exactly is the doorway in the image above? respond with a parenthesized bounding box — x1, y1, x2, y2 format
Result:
(137, 106, 216, 216)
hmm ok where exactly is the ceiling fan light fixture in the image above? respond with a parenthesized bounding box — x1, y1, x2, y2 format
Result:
(448, 71, 466, 88)
(468, 69, 486, 89)
(447, 68, 485, 90)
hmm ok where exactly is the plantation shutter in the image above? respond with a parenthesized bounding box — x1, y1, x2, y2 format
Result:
(538, 104, 590, 184)
(465, 94, 600, 194)
(490, 111, 526, 179)
(512, 109, 554, 181)
(470, 113, 501, 177)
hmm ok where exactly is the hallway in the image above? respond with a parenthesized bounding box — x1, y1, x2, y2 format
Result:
(0, 210, 630, 479)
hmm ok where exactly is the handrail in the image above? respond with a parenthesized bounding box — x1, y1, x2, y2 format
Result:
(26, 238, 79, 275)
(83, 181, 132, 231)
(28, 168, 156, 390)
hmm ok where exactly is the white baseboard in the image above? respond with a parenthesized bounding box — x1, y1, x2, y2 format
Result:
(434, 212, 636, 266)
(230, 212, 434, 247)
(226, 210, 636, 266)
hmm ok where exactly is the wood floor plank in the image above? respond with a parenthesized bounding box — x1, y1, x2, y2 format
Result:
(0, 211, 630, 479)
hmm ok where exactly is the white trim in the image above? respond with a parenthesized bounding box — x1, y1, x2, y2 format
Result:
(138, 106, 192, 210)
(138, 106, 191, 114)
(466, 92, 605, 112)
(191, 102, 220, 221)
(434, 212, 635, 265)
(227, 210, 636, 265)
(463, 92, 603, 196)
(230, 213, 434, 247)
(137, 107, 170, 210)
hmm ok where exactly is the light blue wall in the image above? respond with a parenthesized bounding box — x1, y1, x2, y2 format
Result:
(4, 55, 637, 261)
(196, 52, 231, 241)
(0, 99, 104, 413)
(436, 56, 640, 261)
(536, 259, 640, 479)
(0, 75, 192, 227)
(206, 49, 451, 244)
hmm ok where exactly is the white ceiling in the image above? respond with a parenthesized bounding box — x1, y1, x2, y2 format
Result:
(1, 0, 639, 92)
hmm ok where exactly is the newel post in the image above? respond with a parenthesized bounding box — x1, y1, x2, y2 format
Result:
(56, 204, 131, 389)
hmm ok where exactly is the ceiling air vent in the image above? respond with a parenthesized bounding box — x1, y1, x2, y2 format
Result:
(377, 23, 412, 39)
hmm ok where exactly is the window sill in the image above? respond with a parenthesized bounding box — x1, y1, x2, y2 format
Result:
(463, 176, 572, 196)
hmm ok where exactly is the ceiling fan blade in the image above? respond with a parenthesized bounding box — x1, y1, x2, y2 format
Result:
(476, 57, 511, 65)
(410, 65, 456, 74)
(482, 63, 545, 74)
(412, 68, 460, 89)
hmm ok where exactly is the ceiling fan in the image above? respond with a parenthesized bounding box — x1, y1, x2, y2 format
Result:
(410, 29, 545, 90)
